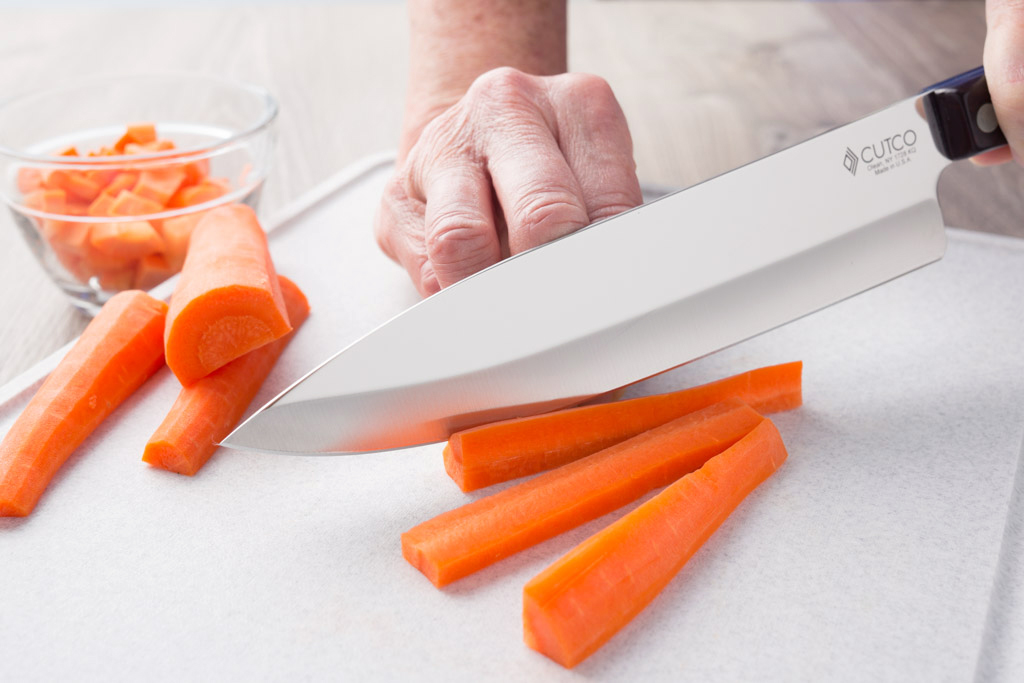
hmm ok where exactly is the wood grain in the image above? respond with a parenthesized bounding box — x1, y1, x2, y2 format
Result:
(1, 1, 1020, 385)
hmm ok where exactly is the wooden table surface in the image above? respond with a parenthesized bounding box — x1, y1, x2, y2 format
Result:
(1, 0, 1021, 386)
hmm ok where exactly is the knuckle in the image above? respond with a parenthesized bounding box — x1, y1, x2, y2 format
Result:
(589, 191, 641, 222)
(469, 67, 538, 108)
(510, 188, 588, 242)
(564, 72, 615, 101)
(425, 211, 494, 267)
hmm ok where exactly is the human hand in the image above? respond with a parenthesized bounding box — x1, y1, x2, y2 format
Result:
(978, 0, 1024, 166)
(375, 67, 642, 297)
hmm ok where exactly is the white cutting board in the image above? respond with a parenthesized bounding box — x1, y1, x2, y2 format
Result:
(1, 155, 1023, 682)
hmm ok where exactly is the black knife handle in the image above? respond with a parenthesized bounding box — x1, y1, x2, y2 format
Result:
(922, 66, 1007, 161)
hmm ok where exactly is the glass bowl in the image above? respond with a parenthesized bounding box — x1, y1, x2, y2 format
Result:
(0, 73, 277, 315)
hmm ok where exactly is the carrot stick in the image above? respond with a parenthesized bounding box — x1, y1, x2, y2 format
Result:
(164, 204, 291, 385)
(523, 418, 788, 668)
(402, 399, 765, 587)
(0, 291, 167, 516)
(143, 276, 309, 475)
(445, 361, 802, 492)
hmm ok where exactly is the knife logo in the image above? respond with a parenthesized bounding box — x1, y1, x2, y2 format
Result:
(843, 147, 859, 176)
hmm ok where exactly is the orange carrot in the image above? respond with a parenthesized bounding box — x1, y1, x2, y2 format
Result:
(0, 291, 167, 516)
(402, 399, 765, 588)
(44, 170, 103, 203)
(168, 179, 229, 208)
(102, 172, 139, 199)
(108, 190, 164, 217)
(23, 188, 67, 215)
(164, 204, 291, 386)
(17, 168, 43, 194)
(89, 220, 165, 259)
(133, 167, 187, 205)
(523, 418, 788, 668)
(160, 213, 202, 271)
(133, 254, 177, 291)
(445, 361, 802, 492)
(87, 193, 116, 217)
(144, 277, 310, 475)
(114, 123, 157, 152)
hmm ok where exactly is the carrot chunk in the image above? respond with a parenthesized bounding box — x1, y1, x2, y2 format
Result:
(17, 168, 43, 194)
(169, 179, 229, 208)
(108, 190, 164, 217)
(102, 172, 140, 199)
(164, 204, 291, 386)
(445, 361, 802, 491)
(160, 213, 203, 271)
(144, 277, 310, 475)
(402, 399, 765, 587)
(89, 220, 165, 259)
(133, 254, 177, 291)
(133, 167, 187, 205)
(114, 123, 157, 152)
(523, 418, 788, 668)
(0, 291, 167, 516)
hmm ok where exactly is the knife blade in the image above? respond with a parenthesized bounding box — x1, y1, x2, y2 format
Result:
(222, 67, 1006, 454)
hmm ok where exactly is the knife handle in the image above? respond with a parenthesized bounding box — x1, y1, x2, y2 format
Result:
(921, 66, 1008, 161)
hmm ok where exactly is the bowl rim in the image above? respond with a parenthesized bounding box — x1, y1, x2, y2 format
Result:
(0, 71, 279, 165)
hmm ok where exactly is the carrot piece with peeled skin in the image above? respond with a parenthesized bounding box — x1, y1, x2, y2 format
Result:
(160, 213, 202, 271)
(133, 167, 187, 205)
(102, 172, 140, 199)
(164, 204, 291, 385)
(133, 254, 177, 291)
(144, 276, 310, 475)
(402, 399, 765, 587)
(445, 361, 802, 492)
(89, 220, 165, 259)
(114, 123, 157, 152)
(523, 418, 788, 668)
(0, 291, 167, 516)
(108, 190, 164, 217)
(168, 179, 229, 208)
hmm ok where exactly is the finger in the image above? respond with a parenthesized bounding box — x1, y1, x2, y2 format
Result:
(475, 69, 591, 255)
(374, 174, 439, 297)
(547, 73, 643, 221)
(985, 0, 1024, 163)
(420, 162, 502, 288)
(970, 146, 1014, 166)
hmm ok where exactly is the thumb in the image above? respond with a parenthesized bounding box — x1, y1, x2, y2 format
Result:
(985, 0, 1024, 164)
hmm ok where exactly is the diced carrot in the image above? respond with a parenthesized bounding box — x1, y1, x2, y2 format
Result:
(144, 277, 310, 475)
(133, 167, 187, 205)
(89, 220, 165, 259)
(17, 168, 43, 194)
(133, 254, 177, 291)
(0, 291, 167, 516)
(169, 179, 229, 208)
(80, 240, 133, 272)
(182, 159, 210, 186)
(58, 146, 78, 157)
(103, 172, 139, 198)
(402, 399, 765, 588)
(523, 419, 789, 668)
(96, 268, 137, 292)
(445, 361, 803, 492)
(114, 123, 157, 152)
(124, 140, 174, 154)
(44, 220, 91, 254)
(108, 190, 164, 217)
(43, 170, 104, 203)
(160, 213, 203, 271)
(85, 168, 119, 188)
(65, 201, 91, 217)
(23, 188, 67, 215)
(87, 193, 116, 217)
(164, 204, 291, 386)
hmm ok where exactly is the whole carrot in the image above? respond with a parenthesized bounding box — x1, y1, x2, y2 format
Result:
(523, 418, 789, 668)
(164, 204, 292, 386)
(143, 276, 310, 475)
(444, 361, 802, 491)
(0, 291, 167, 516)
(403, 399, 764, 587)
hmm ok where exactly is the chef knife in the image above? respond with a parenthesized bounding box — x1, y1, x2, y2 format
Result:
(222, 67, 1007, 454)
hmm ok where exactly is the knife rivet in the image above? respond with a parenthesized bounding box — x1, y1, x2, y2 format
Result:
(976, 103, 999, 134)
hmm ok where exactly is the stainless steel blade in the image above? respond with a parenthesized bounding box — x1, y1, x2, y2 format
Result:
(223, 95, 950, 454)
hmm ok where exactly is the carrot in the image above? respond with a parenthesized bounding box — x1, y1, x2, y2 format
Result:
(0, 291, 167, 516)
(44, 170, 104, 203)
(17, 168, 42, 194)
(402, 399, 765, 588)
(160, 213, 203, 271)
(108, 190, 164, 217)
(164, 204, 291, 386)
(133, 254, 177, 291)
(143, 277, 310, 475)
(445, 361, 802, 492)
(23, 188, 67, 215)
(133, 167, 187, 205)
(89, 220, 165, 259)
(114, 123, 157, 152)
(102, 172, 140, 199)
(168, 179, 229, 208)
(522, 419, 788, 668)
(87, 193, 116, 217)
